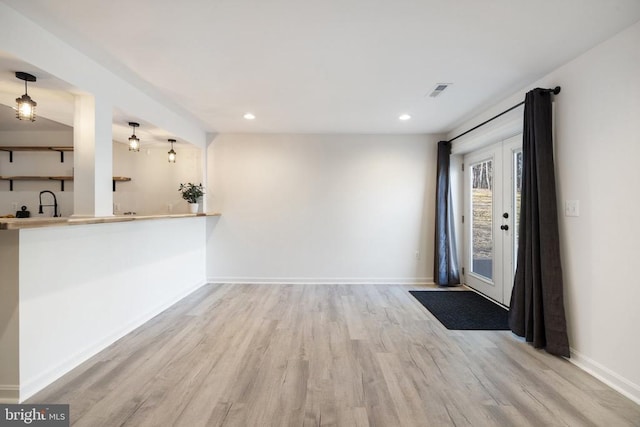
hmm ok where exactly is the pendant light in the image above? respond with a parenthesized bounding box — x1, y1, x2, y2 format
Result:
(128, 122, 140, 152)
(168, 139, 177, 163)
(15, 72, 37, 121)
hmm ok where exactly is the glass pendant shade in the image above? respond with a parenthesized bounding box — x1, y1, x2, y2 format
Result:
(168, 139, 177, 163)
(128, 135, 140, 151)
(15, 72, 37, 122)
(16, 94, 37, 121)
(128, 122, 140, 152)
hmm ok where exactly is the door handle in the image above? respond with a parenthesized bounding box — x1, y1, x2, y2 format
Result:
(500, 224, 509, 231)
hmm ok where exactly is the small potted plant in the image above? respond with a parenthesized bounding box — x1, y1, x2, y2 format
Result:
(179, 182, 205, 213)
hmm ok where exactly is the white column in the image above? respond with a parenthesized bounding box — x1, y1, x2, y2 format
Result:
(203, 132, 218, 213)
(73, 94, 113, 217)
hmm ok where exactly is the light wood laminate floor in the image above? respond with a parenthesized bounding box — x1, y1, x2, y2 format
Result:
(29, 284, 640, 426)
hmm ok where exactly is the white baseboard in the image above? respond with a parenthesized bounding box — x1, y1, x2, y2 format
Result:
(207, 276, 434, 285)
(0, 385, 19, 403)
(19, 279, 207, 402)
(569, 347, 640, 405)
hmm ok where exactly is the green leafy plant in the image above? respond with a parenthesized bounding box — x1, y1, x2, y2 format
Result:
(179, 183, 205, 204)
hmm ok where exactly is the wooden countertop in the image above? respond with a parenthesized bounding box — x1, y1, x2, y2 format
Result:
(0, 212, 221, 230)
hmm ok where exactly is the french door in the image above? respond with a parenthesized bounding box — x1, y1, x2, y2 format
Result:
(463, 135, 522, 305)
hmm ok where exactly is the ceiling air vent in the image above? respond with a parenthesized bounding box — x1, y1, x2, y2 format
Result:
(428, 83, 451, 98)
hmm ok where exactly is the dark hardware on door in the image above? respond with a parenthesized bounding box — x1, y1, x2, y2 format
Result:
(500, 224, 509, 231)
(503, 212, 509, 218)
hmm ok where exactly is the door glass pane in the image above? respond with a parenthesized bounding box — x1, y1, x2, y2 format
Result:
(513, 150, 523, 272)
(471, 160, 493, 280)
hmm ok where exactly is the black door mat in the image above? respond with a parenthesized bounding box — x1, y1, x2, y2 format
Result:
(409, 290, 509, 330)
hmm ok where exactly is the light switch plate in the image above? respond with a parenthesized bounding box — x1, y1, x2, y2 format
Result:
(565, 200, 580, 217)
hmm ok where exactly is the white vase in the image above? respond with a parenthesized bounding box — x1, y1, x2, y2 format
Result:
(189, 203, 199, 214)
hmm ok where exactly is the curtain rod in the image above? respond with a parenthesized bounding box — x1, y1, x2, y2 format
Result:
(447, 86, 561, 143)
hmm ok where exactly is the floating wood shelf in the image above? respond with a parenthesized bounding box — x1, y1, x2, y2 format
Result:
(0, 146, 74, 163)
(0, 176, 131, 192)
(111, 176, 131, 191)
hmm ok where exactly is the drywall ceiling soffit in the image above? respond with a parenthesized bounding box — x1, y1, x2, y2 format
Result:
(3, 0, 640, 134)
(0, 52, 184, 145)
(0, 103, 71, 132)
(111, 108, 190, 148)
(0, 51, 76, 128)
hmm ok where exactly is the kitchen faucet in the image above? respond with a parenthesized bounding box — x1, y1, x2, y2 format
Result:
(38, 190, 60, 217)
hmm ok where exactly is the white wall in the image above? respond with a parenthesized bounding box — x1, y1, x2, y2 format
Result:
(16, 217, 207, 401)
(206, 133, 439, 284)
(112, 143, 203, 215)
(448, 21, 640, 403)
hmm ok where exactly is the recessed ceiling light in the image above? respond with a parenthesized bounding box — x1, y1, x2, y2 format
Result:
(243, 112, 256, 120)
(398, 114, 411, 121)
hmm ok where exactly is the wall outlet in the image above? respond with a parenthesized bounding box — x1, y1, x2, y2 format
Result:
(415, 251, 420, 260)
(12, 202, 18, 212)
(167, 203, 173, 213)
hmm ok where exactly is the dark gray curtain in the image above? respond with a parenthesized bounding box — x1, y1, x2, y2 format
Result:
(434, 141, 460, 286)
(509, 89, 569, 357)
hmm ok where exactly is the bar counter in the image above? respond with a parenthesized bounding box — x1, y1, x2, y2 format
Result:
(0, 212, 221, 230)
(0, 211, 220, 402)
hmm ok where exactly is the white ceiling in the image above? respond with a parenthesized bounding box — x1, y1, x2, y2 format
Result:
(2, 0, 640, 135)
